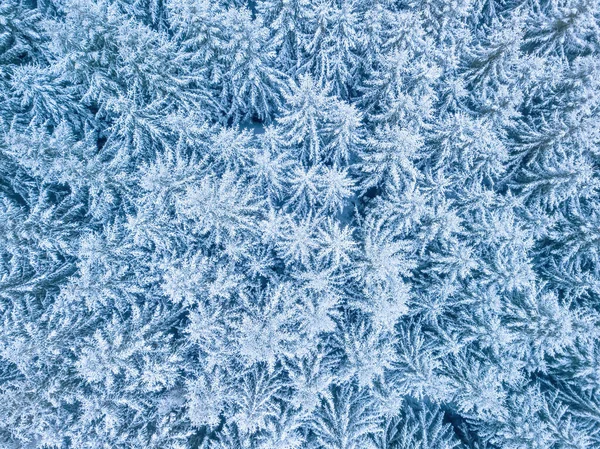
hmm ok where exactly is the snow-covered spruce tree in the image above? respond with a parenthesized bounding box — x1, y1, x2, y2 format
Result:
(1, 0, 600, 448)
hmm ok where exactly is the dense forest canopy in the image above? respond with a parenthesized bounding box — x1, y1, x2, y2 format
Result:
(1, 0, 600, 448)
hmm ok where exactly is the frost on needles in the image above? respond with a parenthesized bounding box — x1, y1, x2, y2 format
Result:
(1, 0, 600, 448)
